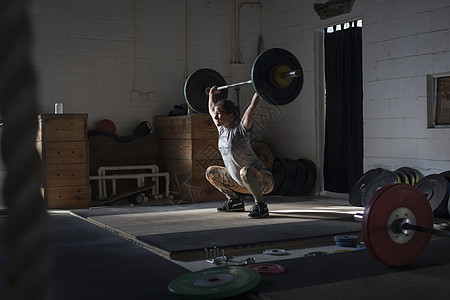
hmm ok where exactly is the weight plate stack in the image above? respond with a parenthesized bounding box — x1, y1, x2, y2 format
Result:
(397, 167, 418, 185)
(269, 159, 285, 195)
(298, 159, 317, 195)
(416, 174, 449, 219)
(441, 171, 450, 219)
(284, 160, 308, 196)
(349, 168, 386, 207)
(360, 170, 399, 207)
(276, 159, 297, 196)
(411, 168, 424, 183)
(395, 169, 410, 184)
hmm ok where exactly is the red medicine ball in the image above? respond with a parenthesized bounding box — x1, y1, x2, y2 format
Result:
(96, 119, 116, 134)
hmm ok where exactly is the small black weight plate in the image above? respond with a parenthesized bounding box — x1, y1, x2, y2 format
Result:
(252, 48, 303, 106)
(349, 168, 385, 207)
(184, 68, 228, 114)
(360, 171, 399, 207)
(298, 159, 317, 195)
(168, 266, 260, 300)
(416, 174, 449, 219)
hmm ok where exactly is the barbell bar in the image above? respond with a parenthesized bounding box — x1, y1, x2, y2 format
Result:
(206, 68, 302, 95)
(355, 183, 450, 267)
(184, 48, 304, 114)
(214, 69, 302, 91)
(354, 212, 450, 238)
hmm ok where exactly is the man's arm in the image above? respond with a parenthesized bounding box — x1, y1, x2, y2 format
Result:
(241, 92, 261, 130)
(208, 85, 219, 120)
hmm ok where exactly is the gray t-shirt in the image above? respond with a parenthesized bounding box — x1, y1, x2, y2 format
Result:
(218, 121, 265, 186)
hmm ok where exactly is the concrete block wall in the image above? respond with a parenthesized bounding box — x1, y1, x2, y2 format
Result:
(260, 0, 450, 177)
(29, 0, 261, 136)
(7, 0, 447, 187)
(362, 0, 450, 175)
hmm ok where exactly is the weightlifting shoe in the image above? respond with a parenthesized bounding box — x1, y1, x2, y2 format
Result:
(217, 198, 244, 212)
(248, 202, 269, 219)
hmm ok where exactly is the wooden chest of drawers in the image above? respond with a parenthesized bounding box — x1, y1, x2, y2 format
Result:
(37, 113, 91, 209)
(155, 114, 224, 203)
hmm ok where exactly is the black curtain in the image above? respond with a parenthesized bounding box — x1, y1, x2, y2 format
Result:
(323, 24, 363, 193)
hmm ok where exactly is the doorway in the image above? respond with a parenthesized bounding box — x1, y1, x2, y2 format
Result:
(320, 20, 363, 194)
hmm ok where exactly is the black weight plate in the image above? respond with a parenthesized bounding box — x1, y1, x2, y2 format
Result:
(278, 159, 297, 196)
(395, 169, 410, 184)
(285, 160, 308, 196)
(276, 159, 293, 196)
(360, 171, 399, 207)
(443, 171, 450, 219)
(441, 171, 450, 181)
(298, 159, 317, 195)
(184, 68, 228, 114)
(411, 168, 424, 183)
(168, 266, 260, 300)
(416, 174, 449, 218)
(334, 235, 359, 247)
(251, 48, 303, 106)
(349, 168, 385, 207)
(269, 159, 285, 195)
(397, 167, 417, 185)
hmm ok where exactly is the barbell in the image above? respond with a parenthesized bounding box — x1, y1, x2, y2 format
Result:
(184, 48, 304, 114)
(355, 183, 450, 267)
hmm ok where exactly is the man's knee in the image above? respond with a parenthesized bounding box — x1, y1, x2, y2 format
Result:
(240, 166, 257, 182)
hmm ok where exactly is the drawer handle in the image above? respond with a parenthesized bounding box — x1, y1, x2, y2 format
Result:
(56, 129, 73, 133)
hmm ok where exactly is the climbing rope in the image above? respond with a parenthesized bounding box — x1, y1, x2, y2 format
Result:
(0, 0, 51, 299)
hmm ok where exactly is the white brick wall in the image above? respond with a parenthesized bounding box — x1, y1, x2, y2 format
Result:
(29, 0, 262, 136)
(17, 0, 450, 181)
(260, 0, 450, 179)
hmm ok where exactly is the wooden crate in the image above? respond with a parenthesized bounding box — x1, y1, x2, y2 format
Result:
(38, 114, 87, 142)
(155, 114, 217, 140)
(38, 113, 91, 209)
(155, 114, 225, 203)
(44, 185, 91, 209)
(158, 139, 221, 160)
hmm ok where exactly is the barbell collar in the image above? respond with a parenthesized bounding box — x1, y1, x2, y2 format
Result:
(282, 70, 302, 79)
(403, 222, 450, 238)
(353, 213, 363, 222)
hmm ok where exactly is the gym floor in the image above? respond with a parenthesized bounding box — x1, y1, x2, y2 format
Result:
(2, 195, 450, 299)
